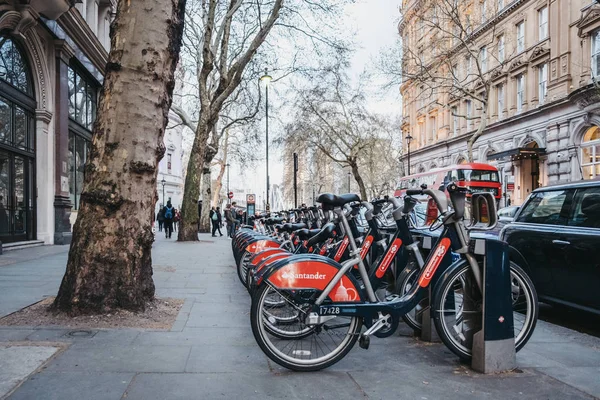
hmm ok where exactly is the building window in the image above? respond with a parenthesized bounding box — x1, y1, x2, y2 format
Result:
(68, 66, 97, 131)
(0, 37, 36, 243)
(466, 55, 473, 77)
(516, 74, 524, 113)
(497, 83, 504, 120)
(68, 133, 89, 210)
(419, 19, 424, 38)
(498, 0, 504, 11)
(430, 116, 437, 141)
(167, 153, 172, 173)
(68, 64, 98, 210)
(498, 35, 505, 63)
(418, 122, 424, 146)
(452, 106, 459, 136)
(480, 46, 488, 73)
(516, 21, 525, 52)
(466, 100, 472, 131)
(592, 30, 600, 77)
(581, 126, 600, 179)
(538, 63, 547, 105)
(538, 6, 548, 41)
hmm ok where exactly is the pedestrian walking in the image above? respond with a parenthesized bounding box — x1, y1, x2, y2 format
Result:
(216, 207, 224, 231)
(173, 209, 180, 232)
(224, 203, 236, 238)
(210, 207, 223, 237)
(157, 207, 165, 232)
(163, 201, 175, 239)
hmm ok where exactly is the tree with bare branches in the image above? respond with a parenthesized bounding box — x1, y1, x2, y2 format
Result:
(54, 0, 186, 314)
(285, 67, 399, 201)
(173, 0, 352, 239)
(398, 0, 518, 161)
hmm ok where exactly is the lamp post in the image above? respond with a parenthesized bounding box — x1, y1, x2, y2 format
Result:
(260, 68, 272, 212)
(347, 171, 351, 193)
(406, 133, 413, 176)
(160, 176, 166, 207)
(226, 163, 231, 204)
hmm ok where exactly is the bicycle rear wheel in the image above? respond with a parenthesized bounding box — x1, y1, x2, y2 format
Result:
(250, 283, 361, 371)
(432, 261, 538, 361)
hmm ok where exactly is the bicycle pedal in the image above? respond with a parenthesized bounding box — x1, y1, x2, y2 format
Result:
(359, 334, 370, 350)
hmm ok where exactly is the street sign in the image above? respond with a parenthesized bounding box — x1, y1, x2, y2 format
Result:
(247, 194, 256, 204)
(227, 191, 234, 199)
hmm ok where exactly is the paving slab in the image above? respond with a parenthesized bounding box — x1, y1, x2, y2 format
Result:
(0, 345, 61, 398)
(123, 372, 363, 400)
(347, 368, 593, 400)
(44, 345, 192, 373)
(8, 372, 133, 400)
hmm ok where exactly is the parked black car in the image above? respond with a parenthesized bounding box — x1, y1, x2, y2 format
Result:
(500, 180, 600, 314)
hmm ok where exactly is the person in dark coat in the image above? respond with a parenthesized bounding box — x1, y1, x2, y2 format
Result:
(216, 207, 223, 230)
(157, 206, 165, 232)
(163, 201, 175, 239)
(210, 206, 223, 237)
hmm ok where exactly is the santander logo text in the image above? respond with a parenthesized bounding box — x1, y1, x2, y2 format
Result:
(281, 271, 327, 280)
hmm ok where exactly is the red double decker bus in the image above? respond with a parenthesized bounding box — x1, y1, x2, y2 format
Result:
(394, 163, 502, 200)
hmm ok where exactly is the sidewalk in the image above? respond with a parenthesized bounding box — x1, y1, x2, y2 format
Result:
(0, 234, 599, 399)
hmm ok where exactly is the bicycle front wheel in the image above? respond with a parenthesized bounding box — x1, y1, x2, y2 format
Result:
(250, 283, 361, 371)
(432, 261, 538, 361)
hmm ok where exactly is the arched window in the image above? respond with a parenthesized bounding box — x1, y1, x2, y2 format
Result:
(0, 36, 35, 243)
(581, 126, 600, 179)
(0, 37, 31, 95)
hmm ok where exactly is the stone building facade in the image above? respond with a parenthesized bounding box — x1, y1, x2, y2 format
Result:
(0, 1, 183, 245)
(399, 0, 600, 206)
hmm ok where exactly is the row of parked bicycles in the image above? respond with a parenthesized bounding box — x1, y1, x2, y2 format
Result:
(231, 184, 538, 371)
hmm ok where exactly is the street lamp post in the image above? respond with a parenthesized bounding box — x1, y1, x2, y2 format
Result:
(260, 68, 273, 212)
(161, 176, 166, 207)
(347, 171, 351, 193)
(226, 163, 231, 204)
(406, 134, 413, 176)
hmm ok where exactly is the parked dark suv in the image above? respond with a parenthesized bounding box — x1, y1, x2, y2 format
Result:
(500, 180, 600, 314)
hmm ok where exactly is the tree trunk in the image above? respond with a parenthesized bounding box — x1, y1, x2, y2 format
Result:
(199, 163, 212, 232)
(178, 124, 208, 241)
(212, 130, 229, 207)
(467, 104, 488, 162)
(350, 162, 368, 201)
(54, 0, 186, 314)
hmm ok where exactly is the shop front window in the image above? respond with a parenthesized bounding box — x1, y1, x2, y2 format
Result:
(581, 126, 600, 180)
(67, 64, 98, 210)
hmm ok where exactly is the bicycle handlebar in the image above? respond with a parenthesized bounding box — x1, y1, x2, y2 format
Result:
(386, 196, 402, 209)
(405, 188, 449, 214)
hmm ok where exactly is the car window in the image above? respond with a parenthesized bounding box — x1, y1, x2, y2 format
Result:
(516, 190, 570, 225)
(569, 187, 600, 228)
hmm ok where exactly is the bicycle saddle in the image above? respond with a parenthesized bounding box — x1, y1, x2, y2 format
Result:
(307, 222, 336, 247)
(294, 228, 322, 240)
(278, 223, 307, 233)
(317, 193, 360, 208)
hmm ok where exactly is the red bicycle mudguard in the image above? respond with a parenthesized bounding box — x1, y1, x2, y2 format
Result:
(249, 248, 290, 268)
(245, 239, 280, 254)
(266, 256, 364, 303)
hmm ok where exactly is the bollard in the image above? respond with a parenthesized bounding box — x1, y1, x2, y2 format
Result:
(471, 238, 516, 373)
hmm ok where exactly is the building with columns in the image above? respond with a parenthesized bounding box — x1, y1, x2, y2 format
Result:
(399, 0, 600, 206)
(0, 1, 184, 246)
(0, 0, 116, 245)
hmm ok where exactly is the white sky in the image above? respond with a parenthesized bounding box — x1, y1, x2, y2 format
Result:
(228, 1, 402, 205)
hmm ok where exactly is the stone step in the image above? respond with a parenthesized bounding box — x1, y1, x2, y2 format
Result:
(2, 240, 45, 252)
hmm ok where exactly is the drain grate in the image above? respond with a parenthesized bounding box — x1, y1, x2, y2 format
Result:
(66, 330, 95, 338)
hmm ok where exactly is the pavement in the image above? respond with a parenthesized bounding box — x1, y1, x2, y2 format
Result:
(0, 233, 598, 399)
